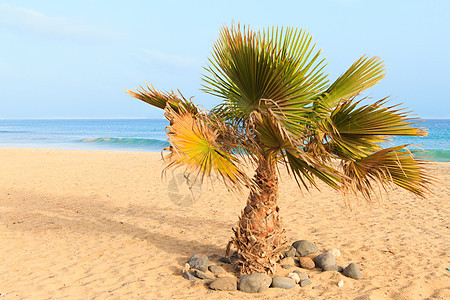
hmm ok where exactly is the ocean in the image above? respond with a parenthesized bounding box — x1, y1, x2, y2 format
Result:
(0, 119, 449, 161)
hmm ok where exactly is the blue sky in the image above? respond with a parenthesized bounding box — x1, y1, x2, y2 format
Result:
(0, 0, 449, 119)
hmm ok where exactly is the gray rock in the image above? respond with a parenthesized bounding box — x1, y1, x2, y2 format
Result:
(239, 273, 272, 293)
(183, 271, 197, 280)
(322, 265, 340, 272)
(188, 254, 210, 272)
(281, 264, 294, 269)
(292, 240, 318, 257)
(218, 256, 231, 264)
(209, 277, 237, 291)
(271, 277, 296, 289)
(194, 269, 215, 280)
(285, 246, 297, 258)
(337, 265, 344, 272)
(209, 265, 225, 275)
(293, 270, 309, 279)
(343, 263, 362, 280)
(300, 279, 312, 287)
(314, 252, 335, 268)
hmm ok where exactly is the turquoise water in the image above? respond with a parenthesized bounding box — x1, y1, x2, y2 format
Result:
(0, 119, 448, 161)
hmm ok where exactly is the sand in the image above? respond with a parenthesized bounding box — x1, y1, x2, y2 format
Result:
(0, 147, 449, 299)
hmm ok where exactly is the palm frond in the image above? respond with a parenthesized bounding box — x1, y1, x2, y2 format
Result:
(283, 148, 342, 191)
(163, 102, 249, 189)
(315, 56, 385, 111)
(342, 145, 433, 201)
(203, 24, 328, 119)
(126, 83, 181, 110)
(321, 98, 427, 159)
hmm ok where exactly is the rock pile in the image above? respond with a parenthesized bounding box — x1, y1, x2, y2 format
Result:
(183, 242, 363, 294)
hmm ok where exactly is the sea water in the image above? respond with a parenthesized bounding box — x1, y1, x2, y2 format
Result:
(0, 119, 448, 161)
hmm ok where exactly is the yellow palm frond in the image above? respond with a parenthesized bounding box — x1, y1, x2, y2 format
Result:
(164, 103, 249, 189)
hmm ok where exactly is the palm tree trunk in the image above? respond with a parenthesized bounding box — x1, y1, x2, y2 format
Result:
(230, 158, 285, 274)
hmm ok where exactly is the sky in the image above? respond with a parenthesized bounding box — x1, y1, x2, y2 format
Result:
(0, 0, 449, 119)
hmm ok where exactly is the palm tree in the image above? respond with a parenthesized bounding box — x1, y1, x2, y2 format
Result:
(126, 24, 432, 274)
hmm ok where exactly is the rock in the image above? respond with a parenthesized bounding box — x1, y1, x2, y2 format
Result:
(343, 263, 362, 280)
(271, 277, 296, 289)
(209, 277, 237, 291)
(183, 271, 197, 280)
(281, 264, 294, 269)
(337, 265, 344, 272)
(327, 248, 341, 257)
(314, 252, 335, 268)
(188, 254, 210, 272)
(338, 280, 344, 287)
(293, 270, 309, 279)
(292, 240, 318, 257)
(279, 257, 295, 265)
(209, 265, 225, 275)
(300, 279, 312, 287)
(312, 285, 322, 290)
(288, 272, 301, 283)
(239, 273, 272, 293)
(218, 257, 231, 264)
(208, 254, 219, 259)
(285, 246, 297, 258)
(322, 265, 340, 272)
(299, 257, 315, 269)
(194, 269, 215, 280)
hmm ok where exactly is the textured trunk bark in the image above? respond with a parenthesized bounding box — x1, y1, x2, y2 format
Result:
(230, 158, 285, 274)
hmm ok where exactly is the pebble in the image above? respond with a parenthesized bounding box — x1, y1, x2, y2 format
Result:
(281, 264, 294, 269)
(279, 257, 295, 265)
(314, 252, 335, 268)
(293, 270, 309, 279)
(288, 272, 301, 283)
(218, 257, 231, 264)
(292, 240, 319, 257)
(183, 271, 197, 280)
(188, 254, 210, 272)
(285, 246, 297, 258)
(343, 263, 362, 280)
(209, 277, 237, 291)
(327, 248, 341, 257)
(209, 265, 225, 275)
(299, 257, 315, 269)
(322, 265, 340, 272)
(271, 277, 296, 289)
(338, 280, 344, 287)
(300, 279, 312, 287)
(239, 273, 272, 293)
(194, 269, 215, 280)
(312, 285, 322, 290)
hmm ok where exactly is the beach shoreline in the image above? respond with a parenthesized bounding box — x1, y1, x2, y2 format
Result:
(0, 147, 449, 299)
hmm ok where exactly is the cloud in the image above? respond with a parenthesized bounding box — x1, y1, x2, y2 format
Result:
(0, 3, 122, 43)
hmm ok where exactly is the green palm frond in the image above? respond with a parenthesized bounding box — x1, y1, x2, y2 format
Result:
(315, 56, 385, 111)
(283, 148, 342, 191)
(203, 24, 328, 120)
(342, 145, 432, 200)
(321, 98, 427, 159)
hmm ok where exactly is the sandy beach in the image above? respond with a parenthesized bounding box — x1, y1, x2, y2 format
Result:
(0, 147, 448, 299)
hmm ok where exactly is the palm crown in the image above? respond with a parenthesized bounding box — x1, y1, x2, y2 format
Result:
(127, 24, 431, 274)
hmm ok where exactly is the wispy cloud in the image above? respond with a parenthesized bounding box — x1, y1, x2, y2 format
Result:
(0, 3, 122, 43)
